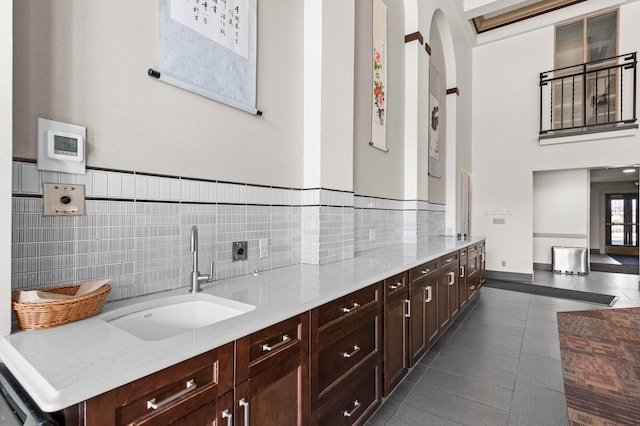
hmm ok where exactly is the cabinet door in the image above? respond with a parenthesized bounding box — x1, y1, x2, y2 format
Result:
(383, 291, 409, 396)
(409, 282, 427, 365)
(437, 271, 450, 332)
(235, 314, 310, 426)
(235, 353, 307, 426)
(459, 250, 468, 311)
(479, 243, 486, 286)
(467, 248, 479, 300)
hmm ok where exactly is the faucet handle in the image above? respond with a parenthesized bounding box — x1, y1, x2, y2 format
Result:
(207, 261, 214, 282)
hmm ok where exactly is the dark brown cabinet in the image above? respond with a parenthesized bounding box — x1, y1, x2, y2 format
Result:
(458, 248, 468, 310)
(438, 252, 459, 332)
(60, 241, 485, 426)
(235, 314, 310, 426)
(66, 343, 234, 426)
(311, 283, 382, 425)
(408, 260, 438, 366)
(382, 272, 409, 396)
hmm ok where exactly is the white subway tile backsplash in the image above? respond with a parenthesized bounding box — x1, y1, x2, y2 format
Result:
(146, 176, 159, 200)
(108, 172, 122, 198)
(134, 174, 147, 200)
(20, 163, 41, 194)
(122, 174, 135, 199)
(93, 171, 108, 197)
(11, 161, 444, 301)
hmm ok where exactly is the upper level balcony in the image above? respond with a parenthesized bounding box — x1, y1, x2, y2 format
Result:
(539, 52, 638, 141)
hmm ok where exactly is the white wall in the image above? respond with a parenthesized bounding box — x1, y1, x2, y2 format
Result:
(533, 169, 589, 265)
(13, 0, 304, 188)
(1, 0, 12, 336)
(472, 4, 640, 276)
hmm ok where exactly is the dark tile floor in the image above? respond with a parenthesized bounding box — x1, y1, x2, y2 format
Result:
(368, 271, 640, 426)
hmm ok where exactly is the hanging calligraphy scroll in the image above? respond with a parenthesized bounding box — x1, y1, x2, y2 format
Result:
(155, 0, 258, 114)
(428, 65, 441, 177)
(370, 0, 388, 152)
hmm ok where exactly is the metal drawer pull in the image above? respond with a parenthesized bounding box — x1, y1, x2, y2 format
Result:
(404, 299, 411, 318)
(262, 334, 291, 352)
(389, 282, 403, 290)
(342, 345, 361, 358)
(469, 285, 476, 290)
(421, 268, 431, 274)
(239, 398, 249, 426)
(146, 379, 196, 410)
(343, 400, 361, 417)
(222, 409, 233, 426)
(341, 302, 360, 313)
(460, 265, 465, 278)
(448, 271, 455, 286)
(445, 257, 454, 263)
(425, 285, 432, 303)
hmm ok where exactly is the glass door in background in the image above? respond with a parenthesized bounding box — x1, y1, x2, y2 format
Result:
(605, 193, 639, 256)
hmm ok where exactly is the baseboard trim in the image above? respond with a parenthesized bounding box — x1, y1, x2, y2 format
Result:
(485, 270, 533, 284)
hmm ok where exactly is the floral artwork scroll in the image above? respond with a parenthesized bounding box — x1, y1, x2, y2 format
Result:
(370, 0, 387, 151)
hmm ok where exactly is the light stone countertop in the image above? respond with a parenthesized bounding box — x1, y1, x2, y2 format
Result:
(0, 237, 484, 412)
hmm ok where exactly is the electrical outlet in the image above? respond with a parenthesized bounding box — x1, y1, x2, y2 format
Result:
(493, 217, 506, 225)
(259, 239, 269, 258)
(501, 260, 507, 267)
(232, 241, 248, 261)
(369, 229, 376, 241)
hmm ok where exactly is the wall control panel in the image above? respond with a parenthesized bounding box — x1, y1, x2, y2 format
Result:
(43, 183, 86, 216)
(37, 118, 86, 174)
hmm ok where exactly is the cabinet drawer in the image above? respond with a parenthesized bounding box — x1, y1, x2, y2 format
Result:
(383, 272, 408, 301)
(317, 313, 379, 394)
(438, 252, 459, 268)
(236, 314, 306, 383)
(113, 343, 233, 426)
(317, 360, 380, 426)
(316, 285, 380, 329)
(409, 260, 438, 283)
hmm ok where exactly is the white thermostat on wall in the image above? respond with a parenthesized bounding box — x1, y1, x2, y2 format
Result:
(37, 117, 86, 174)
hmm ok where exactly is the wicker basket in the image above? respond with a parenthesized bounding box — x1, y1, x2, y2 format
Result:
(12, 282, 111, 330)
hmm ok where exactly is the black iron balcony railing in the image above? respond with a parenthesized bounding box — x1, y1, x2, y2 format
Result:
(539, 52, 637, 135)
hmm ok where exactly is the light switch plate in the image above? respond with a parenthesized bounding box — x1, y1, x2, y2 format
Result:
(43, 183, 86, 216)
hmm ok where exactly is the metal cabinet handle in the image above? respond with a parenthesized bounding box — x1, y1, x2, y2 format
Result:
(404, 299, 411, 318)
(147, 379, 196, 410)
(343, 400, 362, 417)
(262, 334, 291, 352)
(389, 282, 403, 290)
(239, 398, 249, 426)
(445, 257, 454, 263)
(341, 302, 360, 313)
(421, 268, 431, 274)
(425, 285, 432, 303)
(460, 265, 465, 278)
(342, 345, 361, 358)
(469, 285, 476, 290)
(222, 409, 233, 426)
(448, 271, 455, 286)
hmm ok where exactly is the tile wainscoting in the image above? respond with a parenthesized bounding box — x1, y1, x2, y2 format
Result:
(11, 161, 445, 301)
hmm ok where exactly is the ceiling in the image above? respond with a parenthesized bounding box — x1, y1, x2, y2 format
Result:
(462, 0, 588, 33)
(591, 166, 640, 184)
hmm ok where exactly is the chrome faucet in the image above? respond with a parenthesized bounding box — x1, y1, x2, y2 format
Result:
(190, 225, 214, 293)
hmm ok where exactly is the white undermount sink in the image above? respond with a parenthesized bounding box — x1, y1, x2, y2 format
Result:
(100, 293, 255, 341)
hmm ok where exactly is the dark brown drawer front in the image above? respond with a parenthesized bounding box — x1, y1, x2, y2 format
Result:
(317, 361, 380, 426)
(316, 285, 379, 329)
(236, 314, 305, 383)
(409, 260, 438, 283)
(317, 314, 379, 394)
(384, 272, 408, 301)
(438, 252, 459, 268)
(115, 344, 232, 426)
